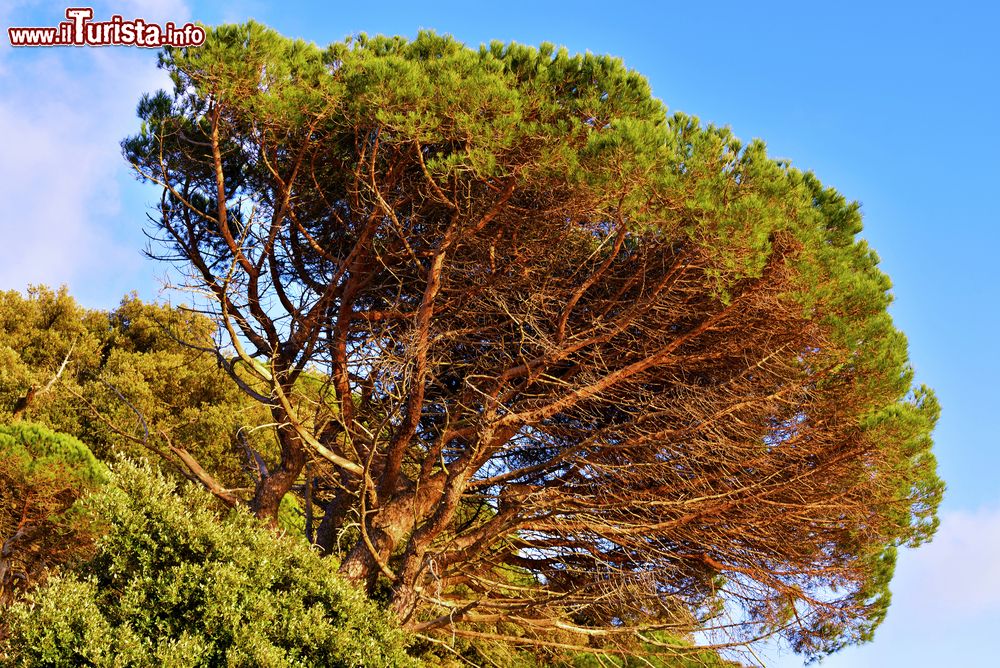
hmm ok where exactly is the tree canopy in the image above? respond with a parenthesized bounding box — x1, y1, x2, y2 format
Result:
(121, 22, 943, 661)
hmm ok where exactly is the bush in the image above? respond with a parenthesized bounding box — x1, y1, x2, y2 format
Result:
(0, 460, 418, 667)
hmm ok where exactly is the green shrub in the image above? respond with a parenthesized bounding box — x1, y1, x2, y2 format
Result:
(1, 460, 418, 667)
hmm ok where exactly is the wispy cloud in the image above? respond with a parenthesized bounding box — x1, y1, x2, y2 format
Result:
(0, 1, 188, 307)
(892, 504, 1000, 618)
(761, 505, 1000, 667)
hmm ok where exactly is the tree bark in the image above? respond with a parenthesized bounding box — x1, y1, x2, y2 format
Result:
(251, 420, 306, 524)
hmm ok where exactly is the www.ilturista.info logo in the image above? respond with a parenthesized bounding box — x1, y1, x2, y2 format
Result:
(7, 7, 205, 48)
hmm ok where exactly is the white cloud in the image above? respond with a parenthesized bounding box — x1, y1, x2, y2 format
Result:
(752, 504, 1000, 668)
(890, 504, 1000, 617)
(0, 1, 36, 75)
(0, 2, 189, 307)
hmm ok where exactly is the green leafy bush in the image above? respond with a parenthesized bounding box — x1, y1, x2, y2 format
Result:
(0, 460, 418, 667)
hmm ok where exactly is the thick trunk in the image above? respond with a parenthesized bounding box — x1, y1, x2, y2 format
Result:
(251, 423, 306, 524)
(315, 476, 357, 555)
(338, 531, 391, 594)
(388, 469, 472, 623)
(252, 471, 295, 524)
(337, 504, 412, 593)
(390, 580, 420, 624)
(314, 497, 343, 555)
(336, 472, 449, 594)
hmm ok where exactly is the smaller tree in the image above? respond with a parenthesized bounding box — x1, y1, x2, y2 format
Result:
(0, 422, 107, 609)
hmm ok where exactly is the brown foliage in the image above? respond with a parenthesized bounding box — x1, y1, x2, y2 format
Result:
(121, 26, 941, 659)
(0, 443, 99, 611)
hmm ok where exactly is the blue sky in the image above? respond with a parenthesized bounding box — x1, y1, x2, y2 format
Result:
(1, 1, 997, 665)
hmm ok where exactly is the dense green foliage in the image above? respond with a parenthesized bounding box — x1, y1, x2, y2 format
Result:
(0, 421, 108, 486)
(0, 287, 270, 488)
(0, 460, 416, 667)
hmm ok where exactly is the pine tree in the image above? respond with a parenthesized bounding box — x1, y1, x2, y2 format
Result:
(121, 23, 943, 660)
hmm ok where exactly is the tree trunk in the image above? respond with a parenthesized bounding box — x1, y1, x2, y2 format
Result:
(315, 479, 356, 555)
(251, 424, 306, 524)
(338, 528, 394, 595)
(390, 580, 420, 625)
